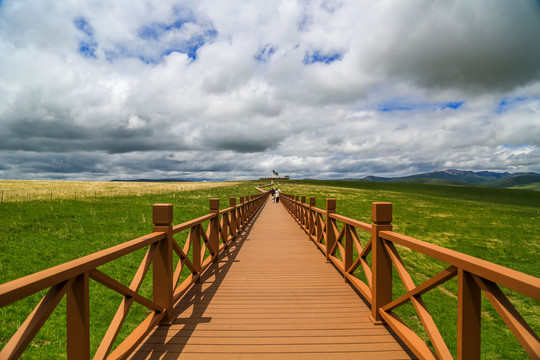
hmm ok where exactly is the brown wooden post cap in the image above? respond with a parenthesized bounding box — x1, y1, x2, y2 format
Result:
(309, 197, 316, 206)
(372, 202, 392, 224)
(229, 197, 236, 206)
(326, 198, 336, 211)
(301, 196, 306, 203)
(240, 196, 244, 203)
(246, 195, 250, 201)
(295, 196, 299, 201)
(153, 204, 173, 226)
(210, 198, 220, 212)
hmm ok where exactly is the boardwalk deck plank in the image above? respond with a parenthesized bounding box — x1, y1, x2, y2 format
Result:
(129, 199, 413, 359)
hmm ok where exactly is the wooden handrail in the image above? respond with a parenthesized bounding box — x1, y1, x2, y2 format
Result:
(280, 192, 540, 360)
(0, 189, 269, 359)
(0, 232, 166, 307)
(380, 230, 540, 300)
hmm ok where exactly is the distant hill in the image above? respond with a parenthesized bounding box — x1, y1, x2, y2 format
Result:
(351, 170, 540, 190)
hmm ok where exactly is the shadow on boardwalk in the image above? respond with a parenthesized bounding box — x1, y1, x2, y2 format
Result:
(130, 205, 263, 359)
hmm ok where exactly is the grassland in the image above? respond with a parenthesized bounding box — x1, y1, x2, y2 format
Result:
(0, 179, 242, 203)
(0, 179, 538, 359)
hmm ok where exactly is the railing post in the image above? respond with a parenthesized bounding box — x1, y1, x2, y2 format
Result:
(209, 198, 220, 262)
(191, 224, 201, 282)
(152, 203, 174, 324)
(309, 197, 316, 240)
(344, 224, 353, 283)
(325, 199, 336, 262)
(457, 269, 481, 359)
(246, 195, 251, 218)
(295, 196, 300, 220)
(229, 197, 237, 239)
(301, 196, 306, 229)
(239, 196, 245, 228)
(67, 272, 90, 360)
(370, 202, 393, 324)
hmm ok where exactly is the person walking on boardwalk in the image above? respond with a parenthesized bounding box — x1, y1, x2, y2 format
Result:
(275, 188, 280, 203)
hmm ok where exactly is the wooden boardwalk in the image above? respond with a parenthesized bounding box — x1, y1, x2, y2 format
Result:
(130, 199, 413, 359)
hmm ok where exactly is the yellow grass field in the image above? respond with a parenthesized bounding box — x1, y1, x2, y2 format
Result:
(0, 180, 242, 202)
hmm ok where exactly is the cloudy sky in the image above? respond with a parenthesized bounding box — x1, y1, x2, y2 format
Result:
(1, 0, 539, 181)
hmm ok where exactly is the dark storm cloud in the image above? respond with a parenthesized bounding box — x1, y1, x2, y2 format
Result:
(1, 151, 108, 175)
(0, 118, 189, 154)
(378, 1, 540, 92)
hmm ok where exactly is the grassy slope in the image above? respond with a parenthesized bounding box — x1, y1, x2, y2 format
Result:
(273, 179, 539, 359)
(0, 181, 262, 358)
(486, 174, 540, 188)
(511, 182, 540, 190)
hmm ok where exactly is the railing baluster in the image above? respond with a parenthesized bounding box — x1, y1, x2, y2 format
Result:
(67, 273, 90, 360)
(301, 196, 306, 229)
(152, 204, 174, 324)
(344, 225, 353, 283)
(209, 198, 220, 262)
(309, 197, 316, 240)
(230, 197, 237, 239)
(325, 199, 336, 263)
(457, 269, 481, 359)
(370, 202, 393, 324)
(239, 196, 245, 228)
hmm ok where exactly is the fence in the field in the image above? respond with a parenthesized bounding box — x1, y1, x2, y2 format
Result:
(280, 192, 540, 360)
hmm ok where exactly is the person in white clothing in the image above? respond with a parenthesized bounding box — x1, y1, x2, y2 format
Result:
(275, 189, 280, 203)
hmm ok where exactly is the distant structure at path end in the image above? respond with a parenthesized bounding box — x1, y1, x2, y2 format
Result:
(260, 171, 290, 181)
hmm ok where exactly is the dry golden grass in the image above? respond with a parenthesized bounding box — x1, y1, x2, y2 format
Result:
(0, 180, 241, 202)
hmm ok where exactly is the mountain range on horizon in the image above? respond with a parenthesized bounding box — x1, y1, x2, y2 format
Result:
(347, 169, 540, 190)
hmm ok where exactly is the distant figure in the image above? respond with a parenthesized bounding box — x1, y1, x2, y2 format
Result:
(270, 188, 275, 202)
(275, 188, 280, 203)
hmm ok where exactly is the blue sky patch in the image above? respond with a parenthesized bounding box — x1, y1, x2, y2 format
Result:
(136, 18, 217, 62)
(303, 50, 342, 65)
(74, 17, 97, 58)
(496, 96, 532, 113)
(378, 100, 465, 112)
(442, 101, 465, 110)
(255, 44, 276, 62)
(74, 17, 94, 37)
(138, 19, 192, 40)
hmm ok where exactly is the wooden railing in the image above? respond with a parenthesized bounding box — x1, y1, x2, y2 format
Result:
(280, 193, 540, 360)
(0, 192, 268, 359)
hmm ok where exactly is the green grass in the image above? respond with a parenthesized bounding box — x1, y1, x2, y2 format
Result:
(0, 181, 262, 358)
(1, 179, 538, 359)
(275, 180, 539, 359)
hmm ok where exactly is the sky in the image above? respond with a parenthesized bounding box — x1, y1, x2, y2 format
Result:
(0, 0, 539, 181)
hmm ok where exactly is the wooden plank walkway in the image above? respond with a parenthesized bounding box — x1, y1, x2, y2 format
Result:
(130, 199, 414, 359)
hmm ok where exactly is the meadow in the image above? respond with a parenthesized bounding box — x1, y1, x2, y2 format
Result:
(0, 179, 242, 203)
(0, 179, 538, 359)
